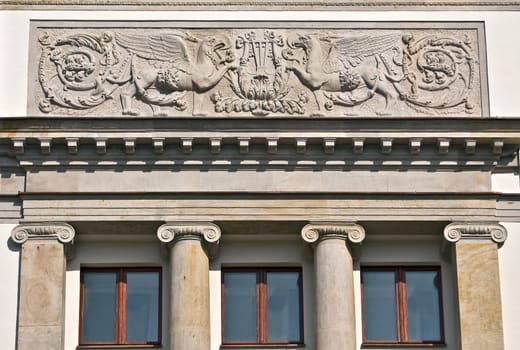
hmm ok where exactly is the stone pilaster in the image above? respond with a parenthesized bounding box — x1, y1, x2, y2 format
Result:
(301, 223, 365, 350)
(443, 222, 507, 350)
(157, 222, 221, 350)
(11, 223, 75, 350)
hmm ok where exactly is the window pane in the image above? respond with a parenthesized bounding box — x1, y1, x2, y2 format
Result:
(405, 270, 442, 341)
(82, 272, 117, 343)
(362, 271, 398, 341)
(223, 272, 257, 342)
(266, 272, 301, 343)
(126, 272, 160, 343)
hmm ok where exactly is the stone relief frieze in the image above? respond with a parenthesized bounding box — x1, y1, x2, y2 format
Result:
(29, 22, 488, 117)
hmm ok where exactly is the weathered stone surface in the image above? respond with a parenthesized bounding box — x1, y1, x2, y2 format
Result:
(302, 224, 365, 350)
(17, 325, 63, 350)
(160, 223, 219, 350)
(29, 22, 487, 118)
(454, 240, 505, 350)
(17, 241, 66, 350)
(170, 239, 210, 350)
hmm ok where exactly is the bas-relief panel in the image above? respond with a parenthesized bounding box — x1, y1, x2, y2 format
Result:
(29, 22, 488, 118)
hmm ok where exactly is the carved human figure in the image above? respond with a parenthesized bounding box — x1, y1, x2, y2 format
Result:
(115, 32, 237, 116)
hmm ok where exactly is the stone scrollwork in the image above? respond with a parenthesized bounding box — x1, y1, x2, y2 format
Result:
(301, 223, 366, 244)
(443, 222, 508, 244)
(157, 222, 222, 244)
(32, 24, 484, 117)
(11, 223, 76, 244)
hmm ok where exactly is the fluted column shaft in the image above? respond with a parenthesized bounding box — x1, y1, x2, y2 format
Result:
(11, 223, 75, 350)
(157, 222, 221, 350)
(444, 222, 507, 350)
(302, 223, 365, 350)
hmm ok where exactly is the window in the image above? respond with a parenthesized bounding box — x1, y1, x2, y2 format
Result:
(79, 268, 162, 346)
(361, 266, 444, 346)
(222, 268, 303, 346)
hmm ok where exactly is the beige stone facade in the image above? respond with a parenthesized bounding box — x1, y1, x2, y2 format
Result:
(1, 9, 520, 350)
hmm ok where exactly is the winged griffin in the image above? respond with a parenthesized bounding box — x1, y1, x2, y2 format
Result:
(282, 32, 401, 115)
(115, 32, 236, 116)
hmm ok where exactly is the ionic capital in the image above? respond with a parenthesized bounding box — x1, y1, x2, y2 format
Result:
(11, 223, 75, 245)
(301, 223, 365, 244)
(157, 222, 221, 244)
(157, 222, 221, 258)
(443, 222, 507, 244)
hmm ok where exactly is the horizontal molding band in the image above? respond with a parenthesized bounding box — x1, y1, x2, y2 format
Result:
(2, 1, 520, 10)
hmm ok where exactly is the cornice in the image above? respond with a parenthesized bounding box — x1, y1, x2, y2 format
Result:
(443, 222, 507, 244)
(11, 222, 75, 244)
(301, 222, 366, 244)
(2, 0, 520, 10)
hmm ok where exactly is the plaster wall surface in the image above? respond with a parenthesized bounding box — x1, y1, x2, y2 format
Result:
(0, 224, 20, 350)
(498, 222, 520, 350)
(493, 173, 520, 194)
(1, 10, 520, 118)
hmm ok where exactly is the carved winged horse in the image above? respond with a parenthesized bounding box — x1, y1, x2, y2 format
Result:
(115, 32, 236, 116)
(283, 33, 401, 114)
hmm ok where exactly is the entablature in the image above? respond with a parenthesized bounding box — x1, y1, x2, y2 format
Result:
(1, 118, 519, 171)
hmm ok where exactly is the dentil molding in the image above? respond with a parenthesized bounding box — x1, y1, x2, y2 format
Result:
(443, 222, 508, 244)
(11, 222, 76, 244)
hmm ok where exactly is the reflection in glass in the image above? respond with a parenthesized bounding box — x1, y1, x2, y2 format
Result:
(362, 271, 398, 341)
(223, 272, 257, 342)
(406, 271, 441, 341)
(82, 272, 117, 343)
(267, 272, 301, 342)
(126, 272, 160, 343)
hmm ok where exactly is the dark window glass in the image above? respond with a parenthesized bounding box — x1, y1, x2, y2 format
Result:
(80, 268, 161, 346)
(222, 268, 303, 345)
(223, 272, 257, 342)
(82, 272, 117, 343)
(267, 272, 301, 342)
(126, 272, 160, 343)
(362, 267, 444, 345)
(362, 271, 398, 341)
(405, 271, 442, 342)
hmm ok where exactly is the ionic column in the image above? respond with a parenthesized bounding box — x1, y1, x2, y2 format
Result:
(301, 223, 365, 350)
(157, 222, 221, 350)
(443, 222, 507, 350)
(11, 223, 75, 350)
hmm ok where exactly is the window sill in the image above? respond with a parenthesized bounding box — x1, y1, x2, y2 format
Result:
(77, 345, 162, 349)
(221, 344, 305, 349)
(362, 343, 446, 348)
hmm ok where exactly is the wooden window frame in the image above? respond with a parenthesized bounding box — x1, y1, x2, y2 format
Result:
(361, 266, 445, 347)
(221, 267, 304, 347)
(79, 267, 162, 348)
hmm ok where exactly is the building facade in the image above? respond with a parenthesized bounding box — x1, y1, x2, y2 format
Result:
(1, 4, 520, 350)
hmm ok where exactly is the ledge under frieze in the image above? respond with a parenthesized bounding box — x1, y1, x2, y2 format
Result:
(3, 0, 520, 11)
(28, 21, 488, 118)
